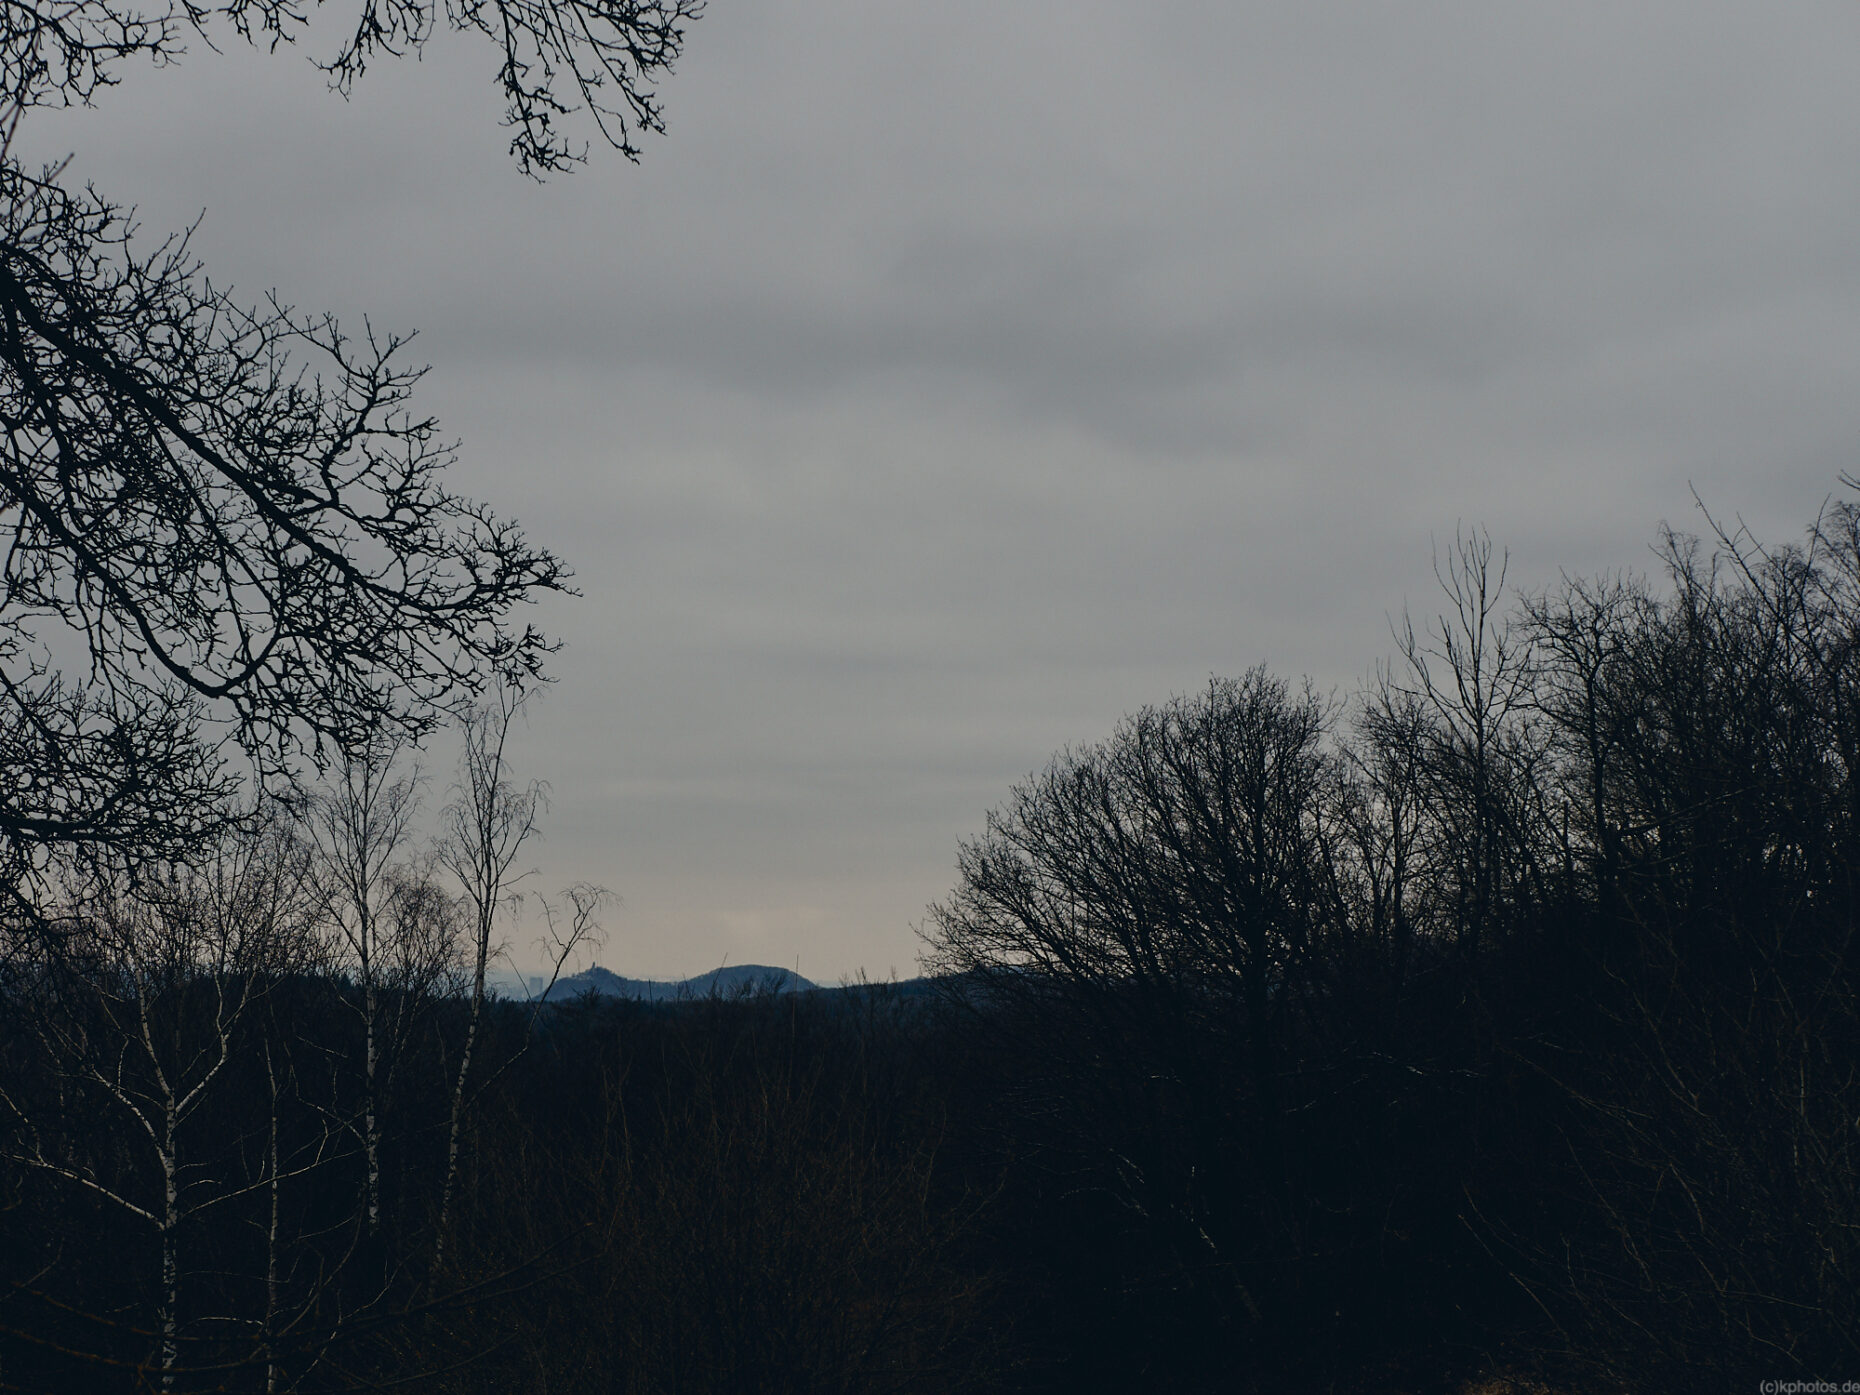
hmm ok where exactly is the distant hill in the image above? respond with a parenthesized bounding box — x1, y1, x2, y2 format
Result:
(537, 964, 817, 1003)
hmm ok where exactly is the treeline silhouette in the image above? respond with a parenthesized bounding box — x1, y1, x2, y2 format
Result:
(7, 501, 1860, 1392)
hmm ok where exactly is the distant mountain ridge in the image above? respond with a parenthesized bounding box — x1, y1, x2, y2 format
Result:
(536, 964, 817, 1003)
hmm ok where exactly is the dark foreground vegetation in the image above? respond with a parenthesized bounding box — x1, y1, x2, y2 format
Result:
(4, 0, 1852, 1383)
(7, 502, 1860, 1392)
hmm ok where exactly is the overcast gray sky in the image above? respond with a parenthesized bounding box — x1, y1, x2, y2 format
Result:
(22, 0, 1860, 980)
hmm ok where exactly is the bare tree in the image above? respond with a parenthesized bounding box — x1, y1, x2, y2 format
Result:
(1, 0, 700, 176)
(433, 870, 608, 1263)
(0, 806, 319, 1389)
(305, 735, 428, 1239)
(530, 880, 611, 1012)
(1388, 526, 1548, 948)
(1, 0, 699, 898)
(0, 0, 690, 1377)
(0, 160, 569, 915)
(1337, 678, 1430, 969)
(924, 670, 1336, 1322)
(432, 684, 542, 1262)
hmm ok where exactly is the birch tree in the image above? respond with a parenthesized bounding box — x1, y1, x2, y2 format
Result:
(432, 685, 540, 1261)
(0, 808, 317, 1389)
(432, 689, 607, 1265)
(306, 737, 425, 1240)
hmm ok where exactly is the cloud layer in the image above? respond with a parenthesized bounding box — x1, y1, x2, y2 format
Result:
(22, 0, 1860, 976)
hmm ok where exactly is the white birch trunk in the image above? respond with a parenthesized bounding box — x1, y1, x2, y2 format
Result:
(364, 972, 381, 1233)
(160, 1102, 179, 1392)
(265, 1043, 282, 1395)
(432, 983, 483, 1267)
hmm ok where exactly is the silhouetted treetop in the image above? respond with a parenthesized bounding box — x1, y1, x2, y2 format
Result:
(0, 0, 700, 173)
(0, 163, 565, 868)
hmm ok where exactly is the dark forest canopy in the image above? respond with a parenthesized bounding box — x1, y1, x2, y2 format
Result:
(5, 497, 1860, 1391)
(0, 6, 1855, 1384)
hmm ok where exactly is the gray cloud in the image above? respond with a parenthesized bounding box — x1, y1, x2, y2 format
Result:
(18, 0, 1860, 976)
